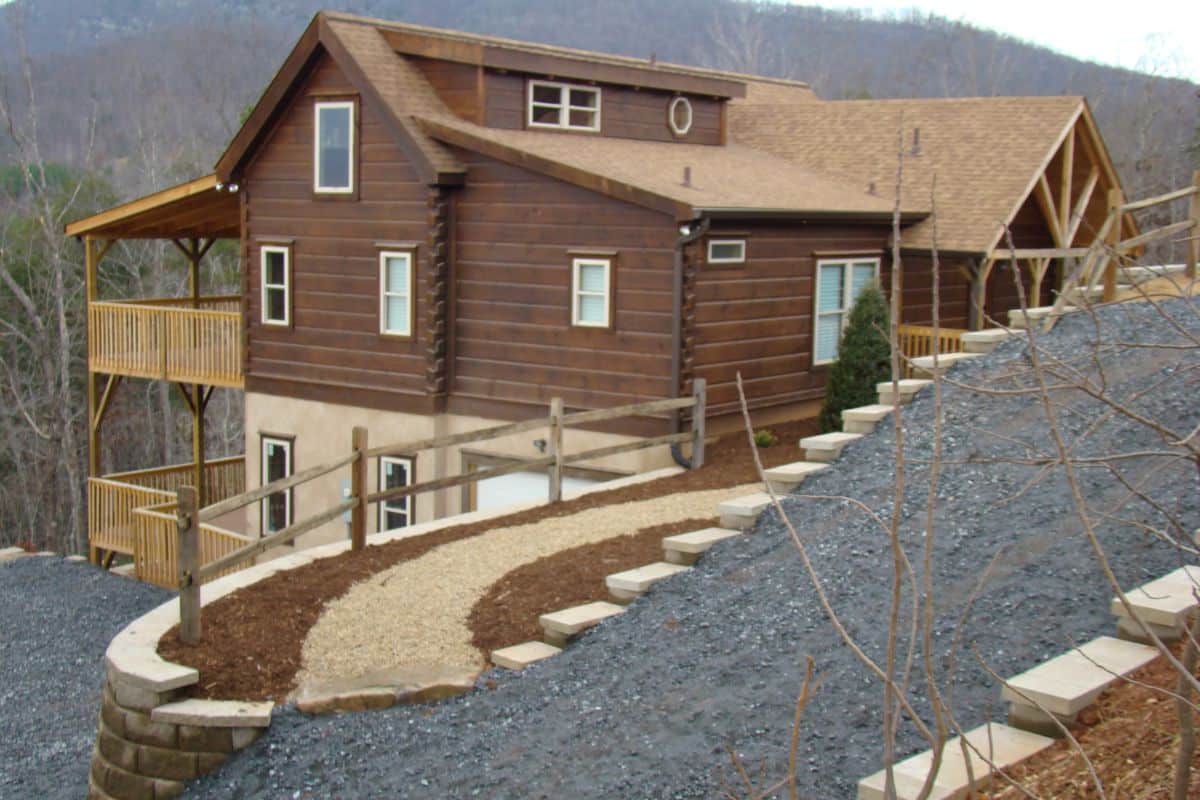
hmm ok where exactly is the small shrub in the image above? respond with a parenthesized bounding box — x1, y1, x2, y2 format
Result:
(818, 283, 892, 433)
(753, 429, 778, 448)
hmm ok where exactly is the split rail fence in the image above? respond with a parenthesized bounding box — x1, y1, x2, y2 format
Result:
(173, 380, 708, 642)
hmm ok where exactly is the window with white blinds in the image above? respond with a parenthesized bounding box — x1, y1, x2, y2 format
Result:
(813, 258, 880, 364)
(572, 257, 611, 327)
(379, 251, 413, 336)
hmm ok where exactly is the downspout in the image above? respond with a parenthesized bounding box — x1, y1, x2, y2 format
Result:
(670, 216, 710, 468)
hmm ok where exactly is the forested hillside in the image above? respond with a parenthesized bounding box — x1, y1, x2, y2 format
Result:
(0, 0, 1196, 553)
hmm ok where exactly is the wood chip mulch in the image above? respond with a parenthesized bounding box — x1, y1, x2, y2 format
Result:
(992, 644, 1200, 799)
(157, 418, 817, 702)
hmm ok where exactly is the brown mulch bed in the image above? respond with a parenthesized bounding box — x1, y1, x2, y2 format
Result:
(158, 417, 818, 702)
(993, 645, 1200, 798)
(469, 516, 717, 656)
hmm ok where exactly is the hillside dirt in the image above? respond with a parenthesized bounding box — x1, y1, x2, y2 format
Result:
(159, 416, 817, 701)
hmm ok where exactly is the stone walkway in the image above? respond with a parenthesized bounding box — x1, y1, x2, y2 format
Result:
(297, 482, 757, 690)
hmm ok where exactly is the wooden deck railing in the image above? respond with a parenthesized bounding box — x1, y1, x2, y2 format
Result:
(171, 381, 708, 642)
(87, 456, 246, 585)
(132, 501, 253, 590)
(88, 295, 243, 387)
(897, 324, 966, 376)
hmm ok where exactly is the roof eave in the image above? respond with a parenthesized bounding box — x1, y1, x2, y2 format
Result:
(694, 207, 929, 224)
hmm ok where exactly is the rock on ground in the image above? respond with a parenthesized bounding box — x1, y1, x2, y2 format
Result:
(0, 556, 170, 800)
(189, 299, 1198, 799)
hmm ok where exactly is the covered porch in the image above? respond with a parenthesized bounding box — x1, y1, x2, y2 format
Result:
(66, 174, 248, 575)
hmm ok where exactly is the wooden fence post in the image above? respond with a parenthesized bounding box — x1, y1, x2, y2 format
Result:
(690, 378, 706, 469)
(176, 485, 201, 643)
(1102, 188, 1123, 302)
(351, 426, 368, 551)
(1187, 169, 1200, 281)
(548, 398, 563, 503)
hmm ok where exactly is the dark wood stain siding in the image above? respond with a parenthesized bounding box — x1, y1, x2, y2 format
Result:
(893, 254, 971, 329)
(484, 71, 722, 145)
(693, 222, 890, 414)
(410, 56, 481, 122)
(986, 195, 1058, 321)
(450, 148, 677, 410)
(242, 54, 429, 403)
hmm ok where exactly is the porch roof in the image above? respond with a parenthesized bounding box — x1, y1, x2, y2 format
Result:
(65, 174, 240, 240)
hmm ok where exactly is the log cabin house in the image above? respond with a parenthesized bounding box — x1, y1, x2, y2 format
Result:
(67, 11, 1133, 572)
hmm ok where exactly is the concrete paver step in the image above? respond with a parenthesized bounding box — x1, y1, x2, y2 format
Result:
(877, 379, 932, 406)
(491, 641, 562, 670)
(842, 404, 895, 434)
(717, 492, 773, 530)
(662, 527, 741, 565)
(1111, 565, 1199, 640)
(1009, 304, 1077, 329)
(763, 461, 828, 492)
(606, 561, 690, 602)
(961, 328, 1014, 354)
(910, 351, 983, 378)
(539, 601, 625, 646)
(857, 722, 1054, 800)
(0, 547, 29, 563)
(800, 432, 863, 462)
(1001, 635, 1158, 733)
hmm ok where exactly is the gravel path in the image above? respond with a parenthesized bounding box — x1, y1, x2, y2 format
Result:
(0, 557, 170, 800)
(299, 483, 758, 687)
(191, 299, 1198, 799)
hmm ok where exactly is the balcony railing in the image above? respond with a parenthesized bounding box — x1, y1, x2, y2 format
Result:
(88, 296, 243, 387)
(897, 324, 966, 376)
(88, 456, 251, 588)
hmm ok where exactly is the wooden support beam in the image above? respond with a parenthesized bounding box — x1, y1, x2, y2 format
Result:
(992, 247, 1089, 260)
(174, 382, 197, 414)
(969, 256, 997, 331)
(91, 374, 122, 434)
(1103, 188, 1123, 302)
(1059, 125, 1075, 238)
(1066, 167, 1101, 246)
(1188, 170, 1200, 280)
(1035, 174, 1066, 248)
(191, 383, 206, 506)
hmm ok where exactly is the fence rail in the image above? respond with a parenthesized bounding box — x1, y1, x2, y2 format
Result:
(175, 380, 708, 642)
(88, 296, 243, 387)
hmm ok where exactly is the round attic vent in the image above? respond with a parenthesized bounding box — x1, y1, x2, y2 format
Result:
(668, 96, 693, 136)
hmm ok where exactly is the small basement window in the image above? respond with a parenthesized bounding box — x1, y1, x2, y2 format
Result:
(379, 250, 413, 336)
(260, 245, 290, 326)
(260, 435, 293, 535)
(314, 100, 355, 193)
(378, 456, 414, 531)
(571, 257, 611, 328)
(528, 80, 600, 131)
(707, 239, 746, 265)
(814, 257, 880, 364)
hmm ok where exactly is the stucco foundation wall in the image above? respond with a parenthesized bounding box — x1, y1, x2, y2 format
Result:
(242, 392, 677, 549)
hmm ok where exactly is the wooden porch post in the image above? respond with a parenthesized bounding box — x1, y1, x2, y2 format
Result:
(1102, 188, 1123, 302)
(968, 256, 995, 331)
(184, 238, 207, 505)
(1187, 169, 1200, 281)
(85, 236, 109, 564)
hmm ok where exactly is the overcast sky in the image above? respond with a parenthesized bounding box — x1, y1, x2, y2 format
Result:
(792, 1, 1200, 82)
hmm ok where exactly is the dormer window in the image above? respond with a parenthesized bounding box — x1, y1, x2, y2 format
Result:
(528, 80, 600, 132)
(314, 100, 354, 193)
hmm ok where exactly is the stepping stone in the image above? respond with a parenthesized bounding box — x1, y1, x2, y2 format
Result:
(961, 328, 1014, 354)
(606, 561, 690, 603)
(717, 492, 773, 530)
(1111, 565, 1200, 642)
(491, 641, 562, 670)
(662, 527, 741, 566)
(540, 601, 625, 647)
(1008, 304, 1077, 329)
(763, 461, 828, 493)
(0, 547, 29, 563)
(910, 351, 982, 378)
(800, 431, 862, 462)
(65, 555, 88, 563)
(110, 563, 137, 578)
(877, 378, 932, 406)
(841, 404, 895, 434)
(1001, 635, 1158, 736)
(857, 723, 1054, 800)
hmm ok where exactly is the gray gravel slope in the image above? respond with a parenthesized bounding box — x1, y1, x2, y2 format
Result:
(191, 299, 1198, 799)
(0, 557, 170, 800)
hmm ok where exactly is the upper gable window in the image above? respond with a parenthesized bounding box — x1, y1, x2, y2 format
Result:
(528, 80, 600, 132)
(314, 101, 355, 193)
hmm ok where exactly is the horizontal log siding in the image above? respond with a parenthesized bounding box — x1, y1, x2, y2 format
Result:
(410, 56, 481, 123)
(986, 195, 1059, 321)
(693, 222, 890, 414)
(243, 54, 429, 404)
(892, 254, 971, 330)
(484, 71, 722, 145)
(451, 148, 676, 411)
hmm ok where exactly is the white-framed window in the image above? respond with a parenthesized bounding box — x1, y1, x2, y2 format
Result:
(314, 100, 355, 193)
(571, 257, 611, 328)
(378, 456, 414, 531)
(260, 245, 290, 326)
(528, 80, 601, 131)
(813, 257, 881, 364)
(379, 250, 413, 336)
(668, 96, 693, 136)
(260, 435, 293, 535)
(707, 239, 746, 265)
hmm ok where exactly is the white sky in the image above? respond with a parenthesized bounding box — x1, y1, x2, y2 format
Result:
(790, 1, 1200, 82)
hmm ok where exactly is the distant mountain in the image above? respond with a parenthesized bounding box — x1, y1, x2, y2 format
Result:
(3, 0, 1195, 198)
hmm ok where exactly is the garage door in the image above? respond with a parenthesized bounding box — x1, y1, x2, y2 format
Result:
(475, 470, 601, 512)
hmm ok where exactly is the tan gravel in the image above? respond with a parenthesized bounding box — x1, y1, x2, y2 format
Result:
(297, 482, 759, 688)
